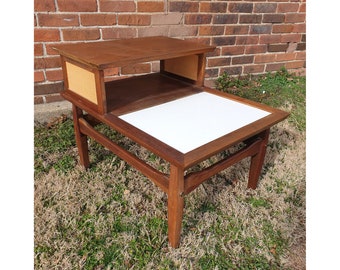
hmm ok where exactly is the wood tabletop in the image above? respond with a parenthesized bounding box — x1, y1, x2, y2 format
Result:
(53, 36, 215, 70)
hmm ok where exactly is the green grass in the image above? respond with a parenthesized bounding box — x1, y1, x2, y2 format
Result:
(215, 67, 306, 131)
(34, 69, 305, 269)
(34, 119, 77, 176)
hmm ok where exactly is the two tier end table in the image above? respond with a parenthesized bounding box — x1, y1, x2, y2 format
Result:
(53, 36, 289, 248)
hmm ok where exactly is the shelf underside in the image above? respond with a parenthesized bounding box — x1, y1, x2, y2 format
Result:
(105, 73, 202, 115)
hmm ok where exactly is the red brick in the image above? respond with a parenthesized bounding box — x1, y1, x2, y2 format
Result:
(205, 68, 219, 79)
(38, 14, 79, 27)
(151, 13, 183, 25)
(245, 44, 267, 54)
(236, 36, 259, 45)
(80, 14, 117, 26)
(34, 56, 61, 69)
(296, 51, 306, 60)
(139, 26, 170, 37)
(100, 0, 135, 12)
(34, 0, 55, 12)
(297, 42, 306, 51)
(239, 14, 262, 24)
(213, 14, 238, 24)
(34, 82, 63, 95)
(205, 46, 222, 57)
(276, 52, 296, 61)
(169, 25, 198, 37)
(285, 60, 305, 69)
(102, 28, 136, 40)
(232, 55, 254, 65)
(228, 3, 253, 13)
(281, 33, 302, 43)
(169, 1, 199, 12)
(183, 37, 208, 45)
(268, 43, 288, 52)
(46, 69, 63, 81)
(194, 38, 216, 49)
(35, 58, 46, 71)
(212, 36, 236, 46)
(207, 57, 231, 67)
(185, 14, 212, 25)
(45, 43, 63, 56)
(118, 15, 151, 25)
(273, 24, 294, 33)
(34, 44, 44, 56)
(221, 46, 245, 56)
(278, 3, 299, 13)
(137, 1, 164, 12)
(121, 63, 151, 75)
(250, 25, 271, 34)
(259, 34, 281, 44)
(262, 14, 284, 23)
(34, 71, 45, 82)
(220, 66, 242, 76)
(62, 29, 100, 41)
(293, 23, 306, 33)
(285, 13, 305, 23)
(254, 54, 276, 64)
(299, 3, 306, 12)
(244, 64, 265, 74)
(199, 26, 224, 36)
(200, 2, 227, 13)
(254, 3, 277, 13)
(225, 25, 249, 35)
(34, 29, 60, 42)
(57, 0, 97, 12)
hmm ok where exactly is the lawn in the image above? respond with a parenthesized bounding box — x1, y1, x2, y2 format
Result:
(34, 68, 305, 269)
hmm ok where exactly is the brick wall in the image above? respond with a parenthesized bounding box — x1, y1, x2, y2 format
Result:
(34, 0, 306, 104)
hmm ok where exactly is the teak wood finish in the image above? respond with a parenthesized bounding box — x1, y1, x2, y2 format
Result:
(54, 36, 289, 248)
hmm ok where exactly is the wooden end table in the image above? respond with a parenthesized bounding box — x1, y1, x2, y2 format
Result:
(53, 36, 289, 248)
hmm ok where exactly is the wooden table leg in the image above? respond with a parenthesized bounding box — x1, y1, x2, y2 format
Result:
(167, 165, 185, 248)
(72, 105, 90, 169)
(247, 129, 270, 189)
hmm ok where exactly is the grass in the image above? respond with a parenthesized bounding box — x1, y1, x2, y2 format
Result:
(215, 67, 306, 131)
(34, 68, 305, 269)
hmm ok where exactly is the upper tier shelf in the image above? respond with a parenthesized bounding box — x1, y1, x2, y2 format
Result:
(53, 36, 215, 70)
